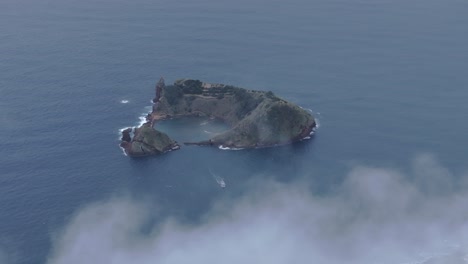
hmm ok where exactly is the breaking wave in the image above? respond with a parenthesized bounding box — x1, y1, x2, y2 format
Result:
(218, 145, 244, 151)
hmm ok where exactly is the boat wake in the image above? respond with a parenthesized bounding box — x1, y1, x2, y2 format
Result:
(209, 168, 226, 188)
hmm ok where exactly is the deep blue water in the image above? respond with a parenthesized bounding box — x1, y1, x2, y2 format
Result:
(1, 0, 468, 263)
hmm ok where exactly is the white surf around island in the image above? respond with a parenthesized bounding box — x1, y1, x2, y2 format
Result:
(218, 145, 244, 151)
(301, 117, 319, 140)
(209, 168, 226, 188)
(118, 109, 148, 139)
(137, 116, 147, 127)
(304, 108, 321, 129)
(117, 126, 133, 140)
(118, 126, 132, 133)
(117, 127, 132, 156)
(119, 146, 128, 156)
(117, 106, 154, 155)
(297, 107, 320, 141)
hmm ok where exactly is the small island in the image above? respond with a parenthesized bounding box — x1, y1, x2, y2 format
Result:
(120, 78, 316, 157)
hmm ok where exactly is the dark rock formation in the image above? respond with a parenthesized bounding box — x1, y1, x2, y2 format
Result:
(121, 128, 132, 142)
(153, 77, 165, 103)
(120, 124, 179, 157)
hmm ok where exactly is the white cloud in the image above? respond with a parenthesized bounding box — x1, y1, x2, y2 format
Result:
(47, 156, 468, 264)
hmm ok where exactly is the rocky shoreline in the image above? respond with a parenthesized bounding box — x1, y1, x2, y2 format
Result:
(183, 121, 316, 148)
(119, 78, 180, 157)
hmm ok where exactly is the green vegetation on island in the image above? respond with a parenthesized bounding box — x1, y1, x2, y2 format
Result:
(154, 79, 316, 148)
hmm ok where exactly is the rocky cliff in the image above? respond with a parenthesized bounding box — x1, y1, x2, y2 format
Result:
(119, 78, 180, 157)
(120, 124, 179, 157)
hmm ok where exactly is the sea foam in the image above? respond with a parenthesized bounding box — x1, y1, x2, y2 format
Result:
(119, 146, 128, 156)
(219, 145, 244, 151)
(138, 116, 147, 127)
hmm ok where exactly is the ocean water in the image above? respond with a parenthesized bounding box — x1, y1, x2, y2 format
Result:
(1, 0, 468, 263)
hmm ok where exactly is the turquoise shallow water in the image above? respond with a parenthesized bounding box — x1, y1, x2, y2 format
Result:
(1, 0, 468, 263)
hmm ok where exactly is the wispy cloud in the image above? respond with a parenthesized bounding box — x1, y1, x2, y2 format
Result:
(47, 155, 468, 264)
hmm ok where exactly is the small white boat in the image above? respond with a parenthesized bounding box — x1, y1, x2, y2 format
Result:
(217, 178, 226, 188)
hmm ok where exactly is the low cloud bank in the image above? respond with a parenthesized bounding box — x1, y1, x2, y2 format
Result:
(47, 155, 468, 264)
